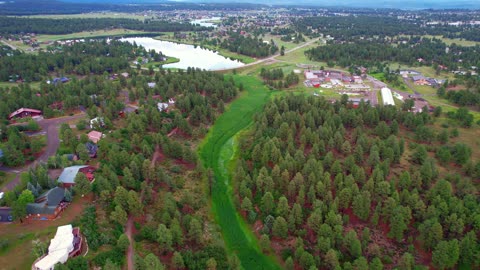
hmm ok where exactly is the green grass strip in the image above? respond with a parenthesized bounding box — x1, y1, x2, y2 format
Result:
(199, 75, 281, 270)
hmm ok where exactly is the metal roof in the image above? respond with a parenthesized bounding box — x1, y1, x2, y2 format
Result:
(58, 165, 88, 184)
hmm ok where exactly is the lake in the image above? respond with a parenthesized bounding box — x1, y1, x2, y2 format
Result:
(121, 37, 245, 70)
(191, 17, 220, 28)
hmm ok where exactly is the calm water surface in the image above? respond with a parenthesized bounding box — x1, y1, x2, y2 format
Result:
(121, 37, 244, 70)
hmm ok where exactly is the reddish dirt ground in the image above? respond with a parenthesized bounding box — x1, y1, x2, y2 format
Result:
(125, 145, 161, 270)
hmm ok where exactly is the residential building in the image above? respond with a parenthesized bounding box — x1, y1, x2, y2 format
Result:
(57, 165, 95, 188)
(412, 75, 429, 85)
(33, 224, 83, 270)
(26, 187, 68, 220)
(8, 108, 42, 120)
(87, 131, 103, 144)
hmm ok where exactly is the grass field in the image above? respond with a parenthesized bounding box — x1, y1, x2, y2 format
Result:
(35, 29, 153, 43)
(198, 75, 281, 270)
(412, 84, 480, 121)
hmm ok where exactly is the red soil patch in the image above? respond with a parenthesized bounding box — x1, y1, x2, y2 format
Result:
(414, 240, 433, 269)
(174, 159, 196, 170)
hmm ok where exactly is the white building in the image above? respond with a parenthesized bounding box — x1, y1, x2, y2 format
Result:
(34, 225, 74, 270)
(381, 87, 395, 106)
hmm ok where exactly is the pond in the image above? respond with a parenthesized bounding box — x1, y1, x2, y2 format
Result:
(191, 17, 220, 28)
(121, 37, 245, 70)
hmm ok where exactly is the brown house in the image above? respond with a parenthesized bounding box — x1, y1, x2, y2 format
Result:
(8, 108, 42, 120)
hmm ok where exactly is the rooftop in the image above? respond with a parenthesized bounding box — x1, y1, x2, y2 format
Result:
(58, 165, 89, 184)
(27, 187, 65, 215)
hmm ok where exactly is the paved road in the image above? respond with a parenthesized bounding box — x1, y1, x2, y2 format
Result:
(0, 39, 19, 51)
(0, 113, 86, 192)
(215, 38, 321, 72)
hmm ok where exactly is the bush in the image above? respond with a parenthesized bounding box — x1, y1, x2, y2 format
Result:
(92, 248, 124, 267)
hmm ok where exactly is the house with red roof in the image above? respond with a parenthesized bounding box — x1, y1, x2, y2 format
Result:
(8, 108, 42, 120)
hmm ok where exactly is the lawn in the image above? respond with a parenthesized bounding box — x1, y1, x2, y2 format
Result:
(412, 85, 480, 121)
(198, 75, 281, 270)
(262, 34, 300, 51)
(35, 29, 154, 43)
(275, 43, 326, 66)
(27, 12, 147, 20)
(0, 194, 93, 270)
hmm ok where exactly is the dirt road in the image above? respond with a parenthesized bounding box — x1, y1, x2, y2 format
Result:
(0, 113, 86, 191)
(125, 145, 161, 270)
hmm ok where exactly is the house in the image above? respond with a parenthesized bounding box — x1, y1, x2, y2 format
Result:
(157, 103, 169, 112)
(353, 76, 363, 83)
(33, 224, 83, 270)
(89, 117, 104, 129)
(26, 187, 68, 220)
(121, 72, 129, 78)
(157, 99, 175, 112)
(400, 70, 421, 76)
(412, 75, 429, 85)
(57, 165, 95, 188)
(85, 142, 98, 158)
(0, 207, 13, 222)
(147, 82, 156, 88)
(87, 131, 103, 144)
(8, 108, 42, 120)
(47, 77, 69, 85)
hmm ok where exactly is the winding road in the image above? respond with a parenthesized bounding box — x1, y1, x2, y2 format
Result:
(0, 113, 86, 192)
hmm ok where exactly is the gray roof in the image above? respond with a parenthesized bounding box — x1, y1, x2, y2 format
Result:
(58, 165, 88, 184)
(27, 187, 65, 215)
(412, 75, 426, 81)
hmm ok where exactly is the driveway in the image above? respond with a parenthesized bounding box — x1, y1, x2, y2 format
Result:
(0, 113, 86, 192)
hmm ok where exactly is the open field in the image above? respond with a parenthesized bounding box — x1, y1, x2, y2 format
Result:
(199, 75, 281, 270)
(263, 34, 303, 51)
(35, 29, 155, 43)
(370, 72, 413, 93)
(399, 34, 480, 47)
(275, 43, 325, 65)
(388, 63, 455, 81)
(412, 84, 480, 121)
(26, 12, 147, 20)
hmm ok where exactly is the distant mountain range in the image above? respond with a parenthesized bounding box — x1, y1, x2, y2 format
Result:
(57, 0, 480, 9)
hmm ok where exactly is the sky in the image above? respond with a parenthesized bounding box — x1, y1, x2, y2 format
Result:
(58, 0, 480, 9)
